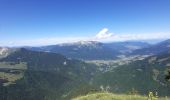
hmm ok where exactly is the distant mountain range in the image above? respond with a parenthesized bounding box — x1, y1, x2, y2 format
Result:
(26, 41, 151, 60)
(0, 39, 170, 100)
(132, 39, 170, 55)
(105, 41, 150, 54)
(26, 41, 119, 60)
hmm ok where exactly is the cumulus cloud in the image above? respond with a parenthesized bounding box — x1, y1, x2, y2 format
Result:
(95, 28, 113, 39)
(1, 28, 170, 47)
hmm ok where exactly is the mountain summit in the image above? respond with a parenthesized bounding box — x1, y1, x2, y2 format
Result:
(28, 41, 119, 60)
(58, 41, 103, 48)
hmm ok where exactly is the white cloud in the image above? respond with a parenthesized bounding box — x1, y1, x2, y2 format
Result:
(95, 28, 113, 39)
(94, 28, 170, 42)
(1, 28, 170, 47)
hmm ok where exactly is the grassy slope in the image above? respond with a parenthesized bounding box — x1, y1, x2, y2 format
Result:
(72, 92, 169, 100)
(0, 62, 27, 86)
(72, 93, 147, 100)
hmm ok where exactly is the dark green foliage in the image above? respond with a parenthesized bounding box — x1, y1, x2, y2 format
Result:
(0, 71, 70, 100)
(165, 71, 170, 80)
(92, 54, 170, 96)
(1, 47, 170, 100)
(0, 48, 98, 100)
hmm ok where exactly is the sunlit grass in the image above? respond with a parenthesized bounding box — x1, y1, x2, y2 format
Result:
(0, 62, 27, 70)
(0, 62, 27, 86)
(0, 72, 24, 86)
(72, 92, 169, 100)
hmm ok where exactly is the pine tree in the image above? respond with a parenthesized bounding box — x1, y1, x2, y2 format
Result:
(165, 70, 170, 81)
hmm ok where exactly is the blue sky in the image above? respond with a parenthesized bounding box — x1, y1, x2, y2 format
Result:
(0, 0, 170, 46)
